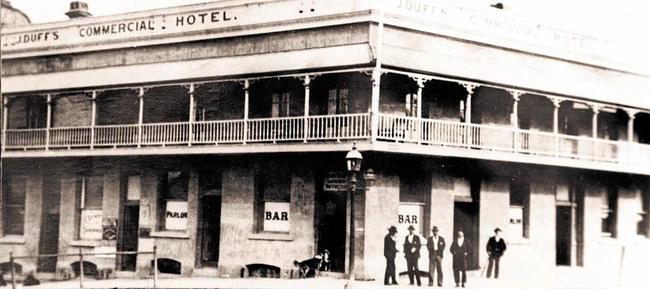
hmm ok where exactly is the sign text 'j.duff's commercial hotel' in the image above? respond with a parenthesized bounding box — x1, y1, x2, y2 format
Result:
(1, 0, 649, 287)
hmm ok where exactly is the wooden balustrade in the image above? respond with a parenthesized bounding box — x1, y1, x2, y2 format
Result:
(192, 120, 245, 144)
(307, 113, 370, 140)
(3, 113, 650, 171)
(4, 128, 47, 148)
(94, 124, 139, 146)
(49, 127, 92, 148)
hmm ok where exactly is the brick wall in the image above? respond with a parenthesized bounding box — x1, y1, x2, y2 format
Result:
(52, 93, 91, 127)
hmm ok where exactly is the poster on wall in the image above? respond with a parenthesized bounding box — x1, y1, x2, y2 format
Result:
(102, 218, 118, 240)
(396, 203, 428, 272)
(509, 206, 523, 239)
(165, 201, 188, 231)
(80, 209, 104, 240)
(397, 203, 424, 236)
(263, 202, 290, 232)
(139, 199, 150, 227)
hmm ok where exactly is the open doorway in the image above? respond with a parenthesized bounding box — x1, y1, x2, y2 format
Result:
(197, 169, 223, 268)
(556, 205, 572, 265)
(555, 184, 584, 267)
(118, 203, 139, 271)
(37, 177, 60, 272)
(453, 201, 480, 270)
(316, 173, 347, 273)
(198, 194, 221, 267)
(118, 175, 141, 271)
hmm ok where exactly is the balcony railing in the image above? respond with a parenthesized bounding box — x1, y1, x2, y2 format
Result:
(3, 113, 650, 167)
(375, 114, 650, 166)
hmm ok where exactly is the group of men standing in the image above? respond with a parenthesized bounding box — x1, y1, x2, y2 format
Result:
(384, 226, 507, 287)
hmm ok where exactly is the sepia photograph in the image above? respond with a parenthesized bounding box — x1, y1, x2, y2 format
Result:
(1, 0, 649, 289)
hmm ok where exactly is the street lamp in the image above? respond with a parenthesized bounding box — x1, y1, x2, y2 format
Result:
(345, 142, 363, 283)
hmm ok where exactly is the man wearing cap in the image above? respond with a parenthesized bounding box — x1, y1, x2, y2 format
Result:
(426, 226, 446, 286)
(404, 225, 422, 286)
(450, 231, 471, 288)
(486, 227, 507, 279)
(384, 226, 399, 285)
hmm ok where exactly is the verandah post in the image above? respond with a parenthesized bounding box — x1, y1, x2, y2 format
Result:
(243, 80, 250, 144)
(2, 95, 8, 152)
(187, 83, 195, 146)
(137, 87, 144, 147)
(90, 91, 97, 149)
(303, 75, 310, 143)
(45, 94, 52, 150)
(461, 83, 476, 149)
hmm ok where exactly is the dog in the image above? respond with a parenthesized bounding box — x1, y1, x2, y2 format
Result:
(320, 249, 331, 272)
(293, 254, 323, 278)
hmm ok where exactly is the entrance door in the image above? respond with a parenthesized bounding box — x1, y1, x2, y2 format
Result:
(37, 178, 60, 272)
(118, 204, 139, 271)
(199, 195, 221, 267)
(556, 205, 572, 266)
(317, 191, 347, 272)
(453, 201, 480, 270)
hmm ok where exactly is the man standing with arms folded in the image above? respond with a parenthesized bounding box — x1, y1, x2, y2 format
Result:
(426, 226, 446, 287)
(404, 225, 422, 286)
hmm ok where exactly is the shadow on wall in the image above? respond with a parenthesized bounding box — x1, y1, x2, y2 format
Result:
(150, 258, 181, 275)
(241, 263, 281, 278)
(70, 261, 97, 276)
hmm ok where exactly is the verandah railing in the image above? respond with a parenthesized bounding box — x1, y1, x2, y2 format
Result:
(3, 113, 650, 167)
(3, 113, 371, 149)
(375, 113, 650, 166)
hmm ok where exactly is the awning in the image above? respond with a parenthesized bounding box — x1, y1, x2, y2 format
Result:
(1, 44, 373, 93)
(381, 31, 650, 111)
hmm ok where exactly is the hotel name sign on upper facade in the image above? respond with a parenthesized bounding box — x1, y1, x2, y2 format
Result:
(0, 0, 630, 72)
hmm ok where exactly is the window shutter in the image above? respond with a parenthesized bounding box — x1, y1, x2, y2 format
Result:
(328, 90, 337, 115)
(339, 89, 349, 114)
(271, 93, 280, 118)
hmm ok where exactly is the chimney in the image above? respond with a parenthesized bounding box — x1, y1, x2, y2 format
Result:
(65, 1, 91, 19)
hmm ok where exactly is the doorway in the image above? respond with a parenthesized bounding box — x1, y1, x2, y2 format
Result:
(118, 203, 139, 271)
(198, 194, 221, 267)
(37, 177, 60, 272)
(453, 201, 480, 270)
(556, 205, 572, 266)
(317, 190, 347, 272)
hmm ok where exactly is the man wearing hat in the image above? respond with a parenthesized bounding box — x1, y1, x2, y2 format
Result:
(384, 226, 399, 285)
(426, 226, 446, 286)
(486, 227, 507, 279)
(404, 225, 422, 286)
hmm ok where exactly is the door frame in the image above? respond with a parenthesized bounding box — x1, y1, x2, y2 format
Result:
(196, 191, 222, 268)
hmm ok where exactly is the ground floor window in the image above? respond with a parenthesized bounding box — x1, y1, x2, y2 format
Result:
(510, 180, 530, 239)
(2, 176, 26, 236)
(638, 190, 649, 237)
(601, 187, 617, 238)
(76, 176, 104, 240)
(255, 166, 291, 233)
(158, 171, 189, 231)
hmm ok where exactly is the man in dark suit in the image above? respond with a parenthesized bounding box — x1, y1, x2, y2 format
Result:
(384, 226, 399, 285)
(426, 226, 446, 287)
(450, 231, 471, 288)
(486, 227, 507, 279)
(404, 225, 422, 286)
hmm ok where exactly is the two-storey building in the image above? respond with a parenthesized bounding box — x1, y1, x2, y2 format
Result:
(1, 0, 649, 287)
